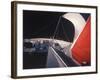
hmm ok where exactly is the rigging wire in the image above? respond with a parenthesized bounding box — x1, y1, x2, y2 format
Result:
(61, 20, 70, 42)
(52, 15, 70, 42)
(52, 16, 62, 39)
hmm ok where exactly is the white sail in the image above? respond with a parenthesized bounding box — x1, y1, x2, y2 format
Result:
(62, 13, 86, 40)
(62, 13, 86, 58)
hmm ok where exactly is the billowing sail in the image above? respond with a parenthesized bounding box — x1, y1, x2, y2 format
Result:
(71, 17, 91, 65)
(61, 13, 86, 58)
(62, 13, 86, 40)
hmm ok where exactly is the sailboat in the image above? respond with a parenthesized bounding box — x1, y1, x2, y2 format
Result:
(23, 12, 90, 69)
(46, 13, 87, 67)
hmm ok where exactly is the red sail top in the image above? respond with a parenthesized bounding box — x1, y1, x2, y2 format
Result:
(71, 16, 91, 65)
